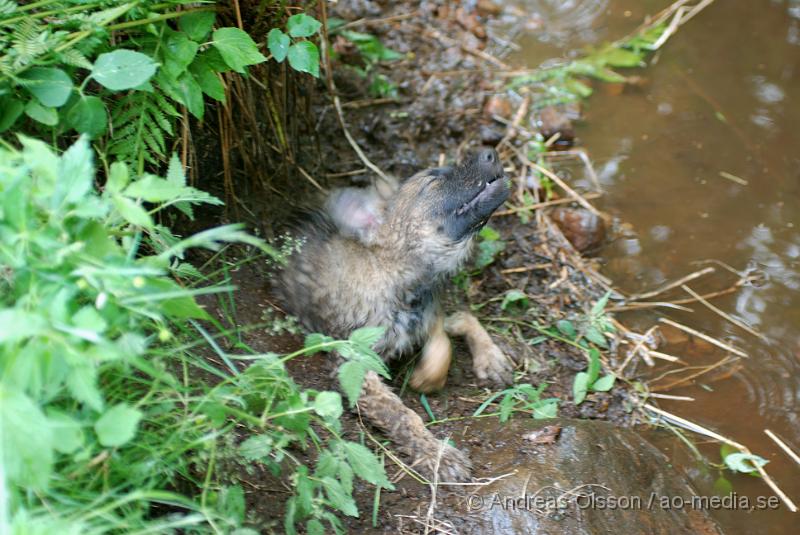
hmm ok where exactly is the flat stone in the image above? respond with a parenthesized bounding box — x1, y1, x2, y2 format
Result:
(437, 418, 725, 535)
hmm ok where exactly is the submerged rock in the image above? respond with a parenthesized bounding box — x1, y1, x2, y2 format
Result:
(437, 418, 725, 535)
(550, 207, 606, 252)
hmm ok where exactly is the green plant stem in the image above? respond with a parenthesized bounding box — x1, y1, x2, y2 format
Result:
(106, 6, 216, 31)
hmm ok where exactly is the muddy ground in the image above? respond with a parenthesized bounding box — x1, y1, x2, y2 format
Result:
(192, 1, 638, 532)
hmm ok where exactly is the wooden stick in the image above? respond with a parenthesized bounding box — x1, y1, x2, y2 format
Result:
(629, 266, 715, 300)
(507, 145, 602, 217)
(643, 404, 797, 512)
(681, 284, 767, 341)
(658, 318, 748, 358)
(492, 192, 602, 217)
(765, 429, 800, 468)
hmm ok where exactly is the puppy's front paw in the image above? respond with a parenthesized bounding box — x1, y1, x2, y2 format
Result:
(474, 343, 514, 387)
(416, 440, 472, 483)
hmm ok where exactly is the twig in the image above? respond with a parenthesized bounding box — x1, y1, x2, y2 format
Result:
(319, 2, 392, 187)
(648, 393, 695, 401)
(423, 438, 446, 535)
(719, 171, 748, 186)
(643, 401, 799, 515)
(340, 11, 419, 29)
(492, 192, 602, 217)
(515, 148, 602, 217)
(542, 149, 602, 192)
(650, 355, 734, 391)
(424, 27, 511, 69)
(765, 430, 800, 469)
(681, 284, 767, 341)
(658, 318, 748, 358)
(617, 326, 658, 373)
(629, 266, 715, 300)
(496, 95, 530, 149)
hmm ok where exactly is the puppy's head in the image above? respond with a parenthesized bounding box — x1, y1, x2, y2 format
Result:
(386, 148, 509, 272)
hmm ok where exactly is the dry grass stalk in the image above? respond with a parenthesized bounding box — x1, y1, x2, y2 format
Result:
(424, 27, 511, 69)
(629, 266, 716, 300)
(617, 325, 659, 373)
(765, 430, 800, 468)
(643, 403, 798, 513)
(319, 1, 391, 187)
(542, 149, 602, 192)
(681, 284, 766, 341)
(648, 393, 695, 401)
(493, 192, 603, 217)
(509, 145, 603, 217)
(658, 318, 748, 358)
(650, 355, 735, 392)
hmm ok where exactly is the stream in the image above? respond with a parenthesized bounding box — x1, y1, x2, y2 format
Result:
(503, 1, 800, 533)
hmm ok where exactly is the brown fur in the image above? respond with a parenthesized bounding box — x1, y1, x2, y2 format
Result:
(278, 149, 513, 481)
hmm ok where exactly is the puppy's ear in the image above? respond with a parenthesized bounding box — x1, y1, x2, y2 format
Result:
(325, 187, 387, 244)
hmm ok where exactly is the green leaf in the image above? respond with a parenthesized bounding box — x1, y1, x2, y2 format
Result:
(340, 30, 403, 62)
(555, 319, 577, 339)
(531, 399, 559, 419)
(591, 291, 612, 316)
(21, 67, 73, 107)
(0, 387, 54, 488)
(601, 47, 643, 68)
(322, 477, 358, 517)
(239, 434, 273, 461)
(573, 371, 589, 405)
(159, 70, 204, 119)
(268, 28, 290, 62)
(106, 162, 129, 193)
(349, 326, 384, 348)
(92, 50, 158, 91)
(287, 41, 320, 77)
(179, 11, 216, 41)
(163, 30, 199, 78)
(724, 452, 768, 474)
(55, 135, 94, 206)
(111, 194, 154, 229)
(584, 325, 607, 348)
(586, 348, 601, 384)
(306, 519, 325, 535)
(501, 289, 528, 311)
(65, 96, 108, 137)
(219, 485, 246, 524)
(338, 360, 366, 407)
(212, 27, 267, 74)
(287, 13, 322, 38)
(499, 393, 514, 422)
(24, 100, 58, 125)
(0, 309, 46, 343)
(189, 56, 226, 101)
(342, 440, 393, 489)
(47, 410, 85, 454)
(0, 96, 24, 132)
(314, 391, 343, 420)
(94, 403, 143, 447)
(591, 374, 616, 392)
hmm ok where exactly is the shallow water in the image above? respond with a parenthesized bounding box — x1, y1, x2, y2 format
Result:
(507, 1, 800, 533)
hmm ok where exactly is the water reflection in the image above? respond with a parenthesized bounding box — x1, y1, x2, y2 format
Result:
(510, 0, 800, 532)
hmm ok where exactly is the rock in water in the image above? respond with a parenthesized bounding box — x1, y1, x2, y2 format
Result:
(551, 207, 606, 252)
(436, 419, 725, 535)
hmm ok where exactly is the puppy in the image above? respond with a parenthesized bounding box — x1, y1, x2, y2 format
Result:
(278, 148, 513, 480)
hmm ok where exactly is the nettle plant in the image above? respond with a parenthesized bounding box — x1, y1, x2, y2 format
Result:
(0, 137, 392, 533)
(0, 2, 320, 169)
(267, 13, 322, 77)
